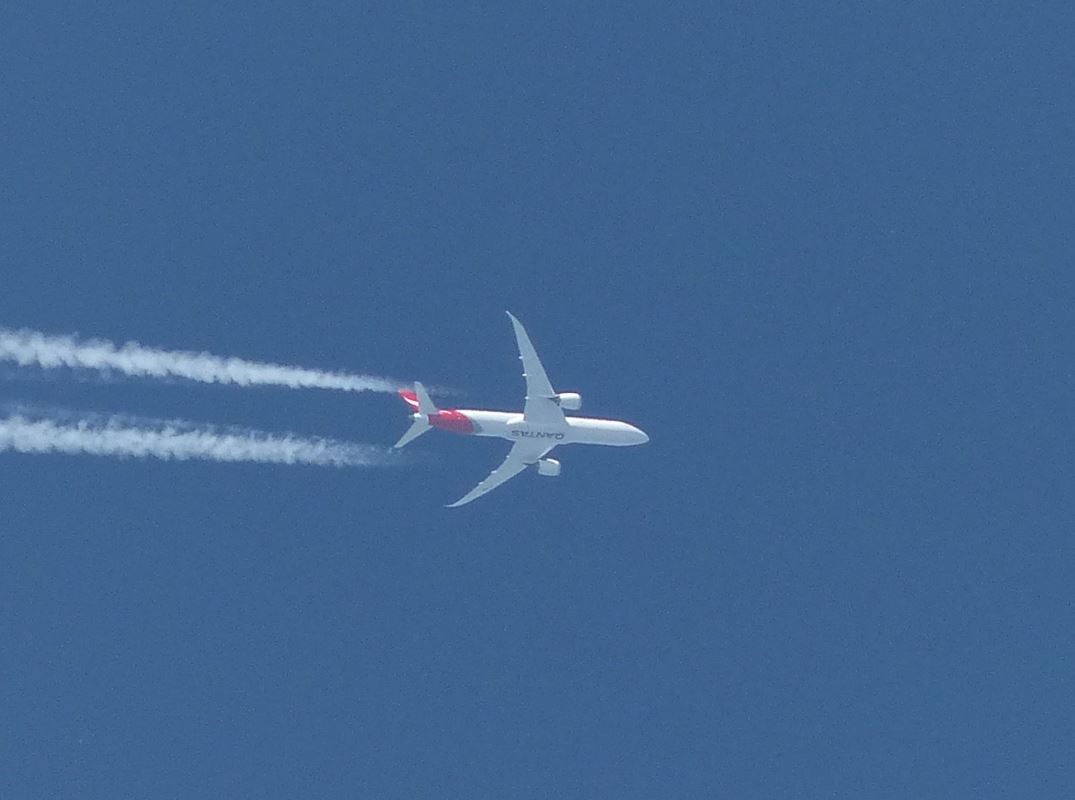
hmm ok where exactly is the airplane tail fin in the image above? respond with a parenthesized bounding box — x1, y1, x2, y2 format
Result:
(394, 381, 438, 448)
(414, 381, 438, 415)
(397, 382, 438, 415)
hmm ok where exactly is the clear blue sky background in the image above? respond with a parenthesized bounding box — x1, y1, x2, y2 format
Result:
(2, 5, 1073, 798)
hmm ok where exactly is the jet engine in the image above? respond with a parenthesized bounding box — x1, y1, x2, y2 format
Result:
(536, 458, 561, 477)
(555, 392, 582, 411)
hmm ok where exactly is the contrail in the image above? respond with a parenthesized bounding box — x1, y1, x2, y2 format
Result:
(0, 328, 402, 393)
(0, 414, 394, 467)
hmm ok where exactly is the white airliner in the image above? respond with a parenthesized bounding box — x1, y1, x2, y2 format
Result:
(394, 312, 649, 507)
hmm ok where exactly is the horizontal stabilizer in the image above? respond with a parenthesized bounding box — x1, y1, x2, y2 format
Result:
(393, 417, 430, 449)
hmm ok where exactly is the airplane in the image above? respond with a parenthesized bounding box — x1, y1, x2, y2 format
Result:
(394, 311, 650, 507)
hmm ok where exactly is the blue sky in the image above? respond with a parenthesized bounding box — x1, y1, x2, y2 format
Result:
(2, 5, 1073, 798)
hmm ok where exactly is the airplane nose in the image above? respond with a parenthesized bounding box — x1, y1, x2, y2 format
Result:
(634, 427, 650, 445)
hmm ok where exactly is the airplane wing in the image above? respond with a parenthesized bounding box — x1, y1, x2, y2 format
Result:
(506, 311, 565, 426)
(446, 440, 555, 507)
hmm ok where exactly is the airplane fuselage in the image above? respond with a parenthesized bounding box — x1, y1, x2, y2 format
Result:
(427, 409, 649, 447)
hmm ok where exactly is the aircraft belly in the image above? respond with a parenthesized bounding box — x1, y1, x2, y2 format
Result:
(451, 412, 644, 446)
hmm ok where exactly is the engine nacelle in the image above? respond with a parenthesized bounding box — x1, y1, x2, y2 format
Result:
(556, 392, 582, 411)
(536, 458, 561, 477)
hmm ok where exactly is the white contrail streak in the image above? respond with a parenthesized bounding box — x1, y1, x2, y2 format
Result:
(0, 415, 392, 467)
(0, 329, 401, 393)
